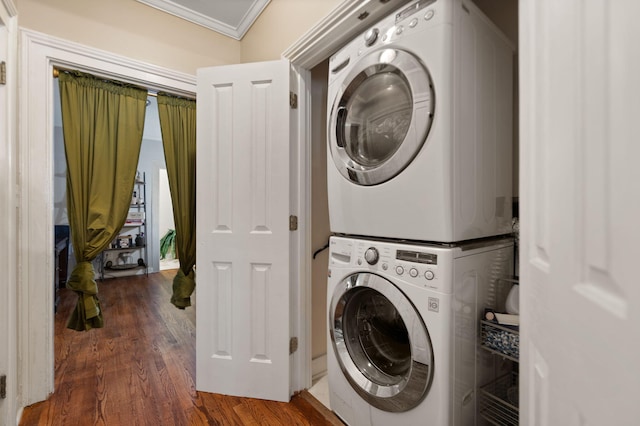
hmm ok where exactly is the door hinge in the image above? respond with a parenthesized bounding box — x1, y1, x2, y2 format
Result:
(289, 215, 298, 231)
(0, 61, 6, 85)
(289, 337, 298, 354)
(289, 91, 298, 109)
(0, 375, 6, 399)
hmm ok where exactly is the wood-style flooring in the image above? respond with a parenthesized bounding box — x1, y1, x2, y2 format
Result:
(20, 270, 342, 426)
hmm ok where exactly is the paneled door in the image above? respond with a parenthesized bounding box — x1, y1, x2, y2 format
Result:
(520, 0, 640, 424)
(196, 60, 293, 401)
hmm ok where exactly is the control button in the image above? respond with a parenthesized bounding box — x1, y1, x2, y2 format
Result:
(381, 34, 388, 42)
(357, 258, 362, 265)
(363, 28, 379, 46)
(395, 266, 405, 275)
(409, 268, 419, 278)
(364, 247, 379, 265)
(425, 10, 435, 20)
(396, 26, 404, 35)
(409, 18, 418, 28)
(425, 270, 435, 280)
(382, 263, 388, 271)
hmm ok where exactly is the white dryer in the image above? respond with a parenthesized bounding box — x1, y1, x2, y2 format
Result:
(327, 0, 514, 243)
(327, 236, 513, 426)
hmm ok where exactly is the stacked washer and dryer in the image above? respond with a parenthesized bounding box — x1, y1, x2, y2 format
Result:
(325, 0, 515, 425)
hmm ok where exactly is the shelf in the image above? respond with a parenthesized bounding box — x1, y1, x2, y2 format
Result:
(104, 245, 146, 252)
(479, 373, 519, 426)
(98, 172, 148, 279)
(105, 263, 144, 271)
(481, 320, 519, 362)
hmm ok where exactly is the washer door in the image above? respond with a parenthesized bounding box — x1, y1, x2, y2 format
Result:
(329, 272, 434, 412)
(328, 48, 435, 186)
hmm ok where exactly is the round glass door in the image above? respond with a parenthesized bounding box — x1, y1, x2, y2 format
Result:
(328, 48, 435, 186)
(329, 272, 434, 412)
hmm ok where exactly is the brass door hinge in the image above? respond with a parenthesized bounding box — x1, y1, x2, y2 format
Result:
(289, 337, 298, 354)
(289, 215, 298, 231)
(289, 91, 298, 109)
(0, 62, 6, 85)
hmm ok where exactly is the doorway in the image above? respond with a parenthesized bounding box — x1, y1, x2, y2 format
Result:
(19, 29, 197, 405)
(53, 87, 175, 277)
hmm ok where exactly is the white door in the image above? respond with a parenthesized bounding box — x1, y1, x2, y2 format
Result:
(196, 60, 293, 402)
(520, 1, 640, 424)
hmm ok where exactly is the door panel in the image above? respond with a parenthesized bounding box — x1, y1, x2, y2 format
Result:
(196, 60, 291, 402)
(520, 0, 640, 424)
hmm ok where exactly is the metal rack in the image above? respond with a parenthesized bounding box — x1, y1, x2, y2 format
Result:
(98, 172, 148, 279)
(481, 320, 519, 362)
(479, 277, 519, 425)
(479, 372, 519, 426)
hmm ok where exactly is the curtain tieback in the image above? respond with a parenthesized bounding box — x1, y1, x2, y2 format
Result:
(171, 268, 195, 309)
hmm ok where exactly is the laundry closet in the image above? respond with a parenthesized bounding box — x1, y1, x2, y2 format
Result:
(308, 1, 519, 424)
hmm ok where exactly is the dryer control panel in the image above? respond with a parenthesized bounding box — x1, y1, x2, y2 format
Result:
(327, 0, 452, 86)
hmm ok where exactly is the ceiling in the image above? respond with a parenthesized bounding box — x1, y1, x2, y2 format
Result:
(135, 0, 271, 40)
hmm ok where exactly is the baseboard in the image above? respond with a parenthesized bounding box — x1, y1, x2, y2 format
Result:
(16, 406, 23, 426)
(311, 354, 327, 381)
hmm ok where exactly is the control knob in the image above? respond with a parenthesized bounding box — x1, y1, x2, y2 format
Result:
(363, 28, 379, 46)
(364, 247, 379, 265)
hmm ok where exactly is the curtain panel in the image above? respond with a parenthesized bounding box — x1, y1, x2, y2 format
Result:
(157, 94, 197, 309)
(59, 70, 147, 331)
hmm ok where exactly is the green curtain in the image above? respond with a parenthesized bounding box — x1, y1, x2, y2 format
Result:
(157, 94, 197, 309)
(59, 71, 147, 331)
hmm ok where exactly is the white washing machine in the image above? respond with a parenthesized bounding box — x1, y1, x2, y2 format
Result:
(327, 235, 513, 426)
(327, 0, 514, 243)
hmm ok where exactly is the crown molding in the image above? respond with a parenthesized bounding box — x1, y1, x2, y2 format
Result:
(136, 0, 270, 40)
(1, 0, 17, 17)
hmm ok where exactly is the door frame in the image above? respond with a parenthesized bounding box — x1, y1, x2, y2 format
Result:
(18, 28, 197, 407)
(0, 1, 17, 425)
(18, 0, 413, 409)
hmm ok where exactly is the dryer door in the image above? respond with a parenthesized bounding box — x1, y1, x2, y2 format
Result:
(328, 48, 435, 186)
(329, 272, 434, 412)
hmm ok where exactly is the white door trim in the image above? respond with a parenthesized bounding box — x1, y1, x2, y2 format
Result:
(0, 2, 18, 425)
(18, 28, 196, 407)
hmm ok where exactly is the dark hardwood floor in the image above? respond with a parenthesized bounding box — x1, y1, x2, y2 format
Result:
(20, 270, 341, 426)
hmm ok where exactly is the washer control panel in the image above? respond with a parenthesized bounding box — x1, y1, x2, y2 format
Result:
(351, 240, 443, 292)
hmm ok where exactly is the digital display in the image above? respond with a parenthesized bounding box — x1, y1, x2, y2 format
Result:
(396, 250, 437, 264)
(396, 0, 436, 22)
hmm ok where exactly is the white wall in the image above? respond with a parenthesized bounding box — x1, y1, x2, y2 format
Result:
(241, 0, 342, 63)
(310, 61, 330, 362)
(158, 169, 175, 242)
(137, 97, 169, 273)
(472, 0, 519, 197)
